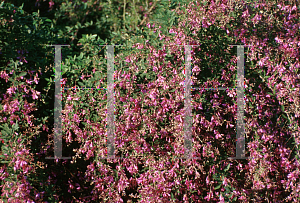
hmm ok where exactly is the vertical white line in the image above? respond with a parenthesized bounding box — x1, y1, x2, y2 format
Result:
(107, 45, 115, 159)
(184, 45, 192, 159)
(46, 45, 71, 160)
(236, 45, 246, 159)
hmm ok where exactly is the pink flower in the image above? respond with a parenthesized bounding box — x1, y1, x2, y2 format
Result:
(3, 104, 8, 112)
(7, 87, 15, 95)
(73, 113, 80, 123)
(251, 14, 261, 26)
(26, 79, 33, 85)
(31, 89, 40, 100)
(206, 176, 210, 185)
(204, 191, 213, 201)
(242, 9, 250, 18)
(288, 172, 297, 182)
(137, 43, 144, 49)
(222, 177, 228, 186)
(126, 163, 138, 174)
(34, 73, 39, 84)
(219, 193, 225, 203)
(0, 71, 9, 82)
(227, 89, 235, 98)
(214, 130, 222, 139)
(169, 28, 176, 34)
(49, 0, 54, 8)
(149, 89, 158, 101)
(117, 175, 129, 193)
(125, 57, 131, 63)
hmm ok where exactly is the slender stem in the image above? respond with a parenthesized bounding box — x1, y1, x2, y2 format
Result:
(139, 0, 158, 26)
(123, 0, 126, 31)
(133, 0, 136, 31)
(64, 165, 85, 191)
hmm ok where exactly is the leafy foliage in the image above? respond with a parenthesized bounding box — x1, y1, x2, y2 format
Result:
(0, 0, 300, 202)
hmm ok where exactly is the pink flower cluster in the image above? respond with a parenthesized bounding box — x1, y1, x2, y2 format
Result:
(1, 0, 299, 202)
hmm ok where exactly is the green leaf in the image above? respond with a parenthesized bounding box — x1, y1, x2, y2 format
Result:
(281, 105, 285, 111)
(78, 52, 84, 60)
(78, 82, 84, 87)
(224, 163, 230, 172)
(19, 72, 27, 77)
(12, 122, 18, 131)
(2, 145, 9, 152)
(214, 183, 222, 190)
(113, 169, 118, 179)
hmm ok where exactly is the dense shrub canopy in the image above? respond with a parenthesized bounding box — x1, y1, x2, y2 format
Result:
(0, 0, 299, 202)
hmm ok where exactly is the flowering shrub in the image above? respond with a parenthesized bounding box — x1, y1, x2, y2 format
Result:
(0, 0, 300, 202)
